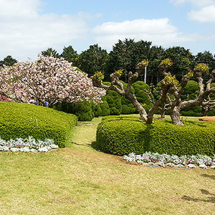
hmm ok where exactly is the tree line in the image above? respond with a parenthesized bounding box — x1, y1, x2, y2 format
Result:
(1, 38, 215, 85)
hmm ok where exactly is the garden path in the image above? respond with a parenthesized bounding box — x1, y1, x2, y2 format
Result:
(71, 117, 102, 145)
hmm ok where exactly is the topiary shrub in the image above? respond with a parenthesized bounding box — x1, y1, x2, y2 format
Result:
(92, 103, 102, 117)
(183, 80, 199, 97)
(180, 81, 202, 116)
(145, 119, 215, 156)
(181, 106, 202, 117)
(132, 81, 153, 113)
(95, 116, 215, 156)
(0, 102, 77, 148)
(53, 101, 94, 121)
(99, 97, 110, 116)
(94, 117, 146, 155)
(105, 90, 122, 115)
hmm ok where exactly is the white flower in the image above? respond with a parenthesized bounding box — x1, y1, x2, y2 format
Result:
(188, 164, 196, 168)
(38, 147, 49, 152)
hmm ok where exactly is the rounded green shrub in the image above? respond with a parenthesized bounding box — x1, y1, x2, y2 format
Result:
(94, 117, 146, 155)
(181, 106, 202, 117)
(95, 116, 215, 156)
(132, 81, 153, 113)
(0, 102, 77, 148)
(99, 97, 110, 116)
(54, 101, 94, 121)
(105, 90, 122, 115)
(92, 103, 102, 117)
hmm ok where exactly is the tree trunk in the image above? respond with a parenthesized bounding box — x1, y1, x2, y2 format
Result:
(125, 93, 148, 121)
(160, 109, 165, 119)
(170, 107, 184, 126)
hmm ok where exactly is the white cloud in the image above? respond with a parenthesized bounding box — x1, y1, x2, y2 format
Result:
(0, 0, 41, 18)
(170, 0, 215, 22)
(0, 0, 90, 61)
(170, 0, 215, 7)
(92, 18, 193, 50)
(188, 5, 215, 22)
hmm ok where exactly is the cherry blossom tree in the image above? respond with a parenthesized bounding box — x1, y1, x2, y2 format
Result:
(0, 55, 106, 107)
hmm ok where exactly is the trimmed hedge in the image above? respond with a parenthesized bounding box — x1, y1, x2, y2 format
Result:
(0, 102, 77, 148)
(132, 81, 153, 113)
(54, 101, 94, 121)
(94, 117, 146, 155)
(105, 90, 122, 115)
(95, 116, 215, 156)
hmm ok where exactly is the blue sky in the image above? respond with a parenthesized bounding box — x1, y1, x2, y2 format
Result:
(0, 0, 215, 61)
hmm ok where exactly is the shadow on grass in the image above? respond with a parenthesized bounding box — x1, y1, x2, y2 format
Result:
(182, 173, 215, 203)
(201, 174, 215, 180)
(182, 189, 215, 203)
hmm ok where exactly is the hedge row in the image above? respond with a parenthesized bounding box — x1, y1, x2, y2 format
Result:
(0, 102, 77, 148)
(54, 81, 153, 121)
(54, 80, 215, 121)
(94, 116, 215, 156)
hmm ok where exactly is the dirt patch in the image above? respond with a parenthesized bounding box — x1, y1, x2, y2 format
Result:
(199, 116, 215, 121)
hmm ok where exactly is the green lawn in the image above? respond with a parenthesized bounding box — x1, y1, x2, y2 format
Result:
(0, 115, 215, 215)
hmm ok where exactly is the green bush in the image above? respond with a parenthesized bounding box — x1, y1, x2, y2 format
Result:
(105, 90, 122, 115)
(132, 81, 153, 113)
(181, 106, 202, 117)
(94, 117, 146, 155)
(99, 97, 110, 116)
(95, 116, 215, 156)
(54, 101, 94, 121)
(0, 102, 77, 148)
(92, 103, 102, 117)
(183, 80, 199, 97)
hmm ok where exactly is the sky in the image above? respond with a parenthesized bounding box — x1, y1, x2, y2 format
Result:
(1, 0, 215, 61)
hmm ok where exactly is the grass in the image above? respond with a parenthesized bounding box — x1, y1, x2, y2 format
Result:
(0, 115, 215, 214)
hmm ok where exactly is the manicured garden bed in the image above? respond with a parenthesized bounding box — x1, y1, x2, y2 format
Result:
(95, 116, 215, 156)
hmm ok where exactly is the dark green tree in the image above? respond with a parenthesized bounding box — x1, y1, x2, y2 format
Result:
(41, 48, 60, 58)
(0, 55, 17, 67)
(107, 39, 152, 76)
(147, 45, 165, 84)
(78, 44, 109, 75)
(61, 45, 79, 66)
(163, 46, 195, 78)
(194, 51, 215, 72)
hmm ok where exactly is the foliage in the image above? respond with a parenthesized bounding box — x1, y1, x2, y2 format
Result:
(0, 55, 17, 67)
(107, 39, 151, 74)
(105, 90, 122, 115)
(95, 117, 146, 155)
(195, 63, 209, 73)
(92, 71, 104, 81)
(99, 97, 110, 116)
(163, 46, 194, 77)
(61, 45, 79, 66)
(54, 101, 94, 121)
(164, 75, 181, 90)
(95, 116, 215, 156)
(181, 106, 202, 116)
(92, 103, 102, 117)
(0, 102, 77, 148)
(194, 51, 215, 72)
(41, 48, 60, 58)
(78, 44, 109, 75)
(132, 81, 153, 112)
(161, 58, 173, 66)
(0, 55, 105, 106)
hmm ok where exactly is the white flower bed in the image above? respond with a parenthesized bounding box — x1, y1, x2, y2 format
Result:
(123, 152, 215, 169)
(0, 136, 58, 153)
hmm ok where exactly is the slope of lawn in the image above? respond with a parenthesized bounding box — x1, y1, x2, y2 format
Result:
(0, 115, 214, 215)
